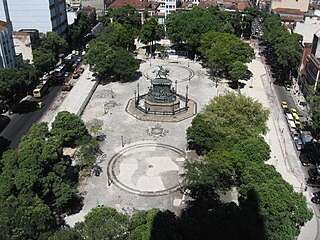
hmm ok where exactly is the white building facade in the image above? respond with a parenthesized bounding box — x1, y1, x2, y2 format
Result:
(0, 0, 68, 37)
(157, 0, 177, 24)
(0, 21, 17, 68)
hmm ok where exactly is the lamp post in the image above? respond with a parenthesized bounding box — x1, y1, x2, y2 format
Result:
(134, 90, 137, 106)
(185, 85, 189, 110)
(175, 80, 178, 94)
(137, 83, 140, 104)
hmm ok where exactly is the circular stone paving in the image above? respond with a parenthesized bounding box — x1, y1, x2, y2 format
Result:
(107, 143, 186, 196)
(143, 64, 194, 82)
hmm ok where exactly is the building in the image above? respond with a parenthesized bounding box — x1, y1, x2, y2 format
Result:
(302, 29, 320, 96)
(13, 29, 39, 64)
(81, 0, 105, 15)
(157, 0, 177, 23)
(108, 0, 159, 23)
(294, 16, 320, 73)
(0, 21, 17, 68)
(271, 0, 310, 12)
(0, 0, 68, 37)
(66, 0, 81, 11)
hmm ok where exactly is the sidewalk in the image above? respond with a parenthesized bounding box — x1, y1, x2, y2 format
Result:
(241, 44, 319, 240)
(40, 65, 98, 127)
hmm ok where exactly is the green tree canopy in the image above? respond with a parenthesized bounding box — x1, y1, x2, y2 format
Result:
(51, 111, 88, 146)
(0, 194, 58, 240)
(97, 22, 136, 51)
(166, 7, 220, 54)
(0, 64, 39, 103)
(228, 61, 248, 82)
(139, 17, 164, 54)
(74, 207, 129, 239)
(199, 31, 254, 74)
(33, 32, 67, 75)
(106, 5, 141, 31)
(85, 40, 139, 80)
(187, 91, 269, 153)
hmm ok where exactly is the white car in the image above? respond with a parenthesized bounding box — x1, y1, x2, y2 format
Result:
(285, 85, 291, 91)
(294, 138, 303, 151)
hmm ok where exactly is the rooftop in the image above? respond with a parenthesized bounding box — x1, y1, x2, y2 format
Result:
(108, 0, 150, 10)
(0, 20, 7, 32)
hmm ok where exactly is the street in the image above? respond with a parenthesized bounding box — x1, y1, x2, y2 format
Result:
(0, 85, 61, 156)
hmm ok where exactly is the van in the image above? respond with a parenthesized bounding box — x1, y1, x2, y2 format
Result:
(287, 119, 296, 132)
(286, 113, 294, 121)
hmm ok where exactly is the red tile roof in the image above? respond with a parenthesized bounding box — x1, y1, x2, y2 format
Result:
(273, 8, 305, 15)
(198, 0, 218, 8)
(108, 0, 149, 10)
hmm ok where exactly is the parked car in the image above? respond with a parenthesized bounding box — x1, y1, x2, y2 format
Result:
(282, 101, 288, 109)
(291, 130, 300, 141)
(291, 108, 297, 115)
(311, 196, 320, 204)
(294, 138, 303, 151)
(299, 153, 310, 167)
(285, 85, 291, 91)
(37, 101, 44, 109)
(62, 83, 73, 91)
(64, 71, 70, 78)
(72, 71, 80, 79)
(316, 162, 320, 175)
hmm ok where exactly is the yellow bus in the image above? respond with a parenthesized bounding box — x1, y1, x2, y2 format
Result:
(33, 80, 50, 98)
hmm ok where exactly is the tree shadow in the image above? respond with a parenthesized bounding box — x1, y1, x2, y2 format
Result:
(0, 136, 10, 159)
(150, 189, 265, 240)
(0, 115, 10, 133)
(12, 100, 39, 114)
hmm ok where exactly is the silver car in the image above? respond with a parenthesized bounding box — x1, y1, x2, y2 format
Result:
(295, 138, 303, 151)
(291, 130, 300, 141)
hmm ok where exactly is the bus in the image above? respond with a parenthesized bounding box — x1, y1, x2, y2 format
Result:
(33, 80, 50, 98)
(54, 64, 66, 77)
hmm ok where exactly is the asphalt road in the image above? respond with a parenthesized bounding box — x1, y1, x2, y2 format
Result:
(0, 85, 61, 156)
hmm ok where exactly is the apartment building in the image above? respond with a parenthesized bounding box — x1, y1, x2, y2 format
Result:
(13, 29, 39, 64)
(0, 0, 68, 37)
(0, 21, 17, 68)
(271, 0, 310, 12)
(82, 0, 105, 15)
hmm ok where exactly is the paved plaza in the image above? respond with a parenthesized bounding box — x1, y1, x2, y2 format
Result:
(51, 45, 319, 239)
(65, 57, 225, 226)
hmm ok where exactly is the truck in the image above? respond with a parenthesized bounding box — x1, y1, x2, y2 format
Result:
(301, 131, 314, 150)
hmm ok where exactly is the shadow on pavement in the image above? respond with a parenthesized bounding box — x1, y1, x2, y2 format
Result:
(0, 114, 10, 133)
(0, 136, 10, 159)
(150, 190, 265, 240)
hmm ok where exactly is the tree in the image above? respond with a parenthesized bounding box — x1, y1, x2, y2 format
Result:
(33, 32, 67, 75)
(0, 194, 58, 240)
(85, 41, 114, 77)
(33, 48, 56, 74)
(74, 207, 129, 239)
(109, 47, 140, 80)
(51, 111, 88, 146)
(228, 61, 248, 86)
(0, 65, 39, 103)
(100, 22, 136, 51)
(187, 91, 269, 153)
(106, 5, 141, 31)
(85, 41, 139, 80)
(166, 8, 220, 54)
(184, 150, 242, 199)
(199, 31, 254, 75)
(252, 179, 312, 240)
(39, 32, 68, 59)
(232, 137, 270, 164)
(140, 17, 164, 55)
